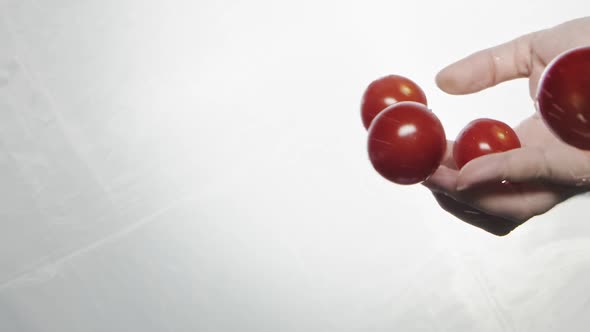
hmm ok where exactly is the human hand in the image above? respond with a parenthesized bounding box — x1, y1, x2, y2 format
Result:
(424, 17, 590, 236)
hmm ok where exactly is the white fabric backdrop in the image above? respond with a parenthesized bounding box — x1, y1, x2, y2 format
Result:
(0, 0, 589, 330)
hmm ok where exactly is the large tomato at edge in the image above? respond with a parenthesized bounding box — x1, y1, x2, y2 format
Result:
(537, 46, 590, 150)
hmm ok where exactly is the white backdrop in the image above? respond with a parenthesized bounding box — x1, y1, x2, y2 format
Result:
(1, 0, 589, 331)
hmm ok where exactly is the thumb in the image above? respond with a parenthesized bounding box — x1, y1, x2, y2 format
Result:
(456, 146, 590, 190)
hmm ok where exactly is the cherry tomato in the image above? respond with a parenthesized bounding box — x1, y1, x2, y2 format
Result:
(367, 101, 446, 185)
(537, 46, 590, 150)
(453, 118, 521, 169)
(361, 75, 427, 130)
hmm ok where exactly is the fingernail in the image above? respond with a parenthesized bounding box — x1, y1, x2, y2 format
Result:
(456, 169, 469, 190)
(456, 181, 471, 191)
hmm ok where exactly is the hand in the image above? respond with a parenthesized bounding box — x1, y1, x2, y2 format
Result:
(424, 17, 590, 236)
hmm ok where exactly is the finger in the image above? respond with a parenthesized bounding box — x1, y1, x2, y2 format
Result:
(422, 141, 458, 193)
(432, 193, 518, 236)
(429, 160, 568, 222)
(423, 165, 458, 194)
(456, 146, 590, 190)
(528, 65, 545, 98)
(441, 140, 457, 169)
(457, 182, 566, 222)
(456, 147, 545, 190)
(436, 33, 535, 95)
(433, 179, 561, 223)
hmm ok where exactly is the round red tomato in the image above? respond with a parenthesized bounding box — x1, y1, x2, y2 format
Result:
(537, 46, 590, 150)
(361, 75, 427, 130)
(367, 101, 446, 185)
(453, 118, 521, 169)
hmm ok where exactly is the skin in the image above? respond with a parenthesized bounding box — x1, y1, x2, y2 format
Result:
(422, 17, 590, 236)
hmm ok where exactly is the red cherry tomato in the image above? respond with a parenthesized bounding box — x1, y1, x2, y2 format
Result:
(537, 46, 590, 150)
(453, 118, 521, 169)
(367, 101, 446, 185)
(361, 75, 427, 130)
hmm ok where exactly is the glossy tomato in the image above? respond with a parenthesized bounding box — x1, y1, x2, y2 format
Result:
(367, 101, 446, 185)
(361, 75, 427, 130)
(537, 46, 590, 150)
(453, 118, 521, 169)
